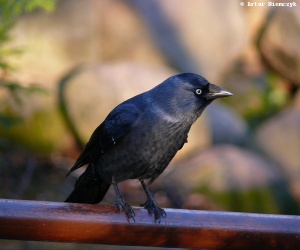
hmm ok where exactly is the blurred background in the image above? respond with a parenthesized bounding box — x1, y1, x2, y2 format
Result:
(0, 0, 300, 249)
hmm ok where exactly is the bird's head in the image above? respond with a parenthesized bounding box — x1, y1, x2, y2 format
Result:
(149, 73, 233, 122)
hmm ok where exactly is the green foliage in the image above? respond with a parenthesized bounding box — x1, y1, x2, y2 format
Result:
(0, 80, 49, 130)
(0, 81, 47, 102)
(0, 20, 19, 73)
(244, 72, 289, 128)
(0, 0, 57, 21)
(0, 0, 56, 128)
(0, 0, 57, 70)
(223, 72, 289, 129)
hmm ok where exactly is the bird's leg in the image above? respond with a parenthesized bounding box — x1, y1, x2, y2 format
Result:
(112, 182, 135, 221)
(140, 180, 166, 223)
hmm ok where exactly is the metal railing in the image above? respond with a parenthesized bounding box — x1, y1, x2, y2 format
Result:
(0, 199, 300, 249)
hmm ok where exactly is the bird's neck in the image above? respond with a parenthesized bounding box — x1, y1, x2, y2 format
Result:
(146, 96, 201, 125)
(145, 85, 206, 124)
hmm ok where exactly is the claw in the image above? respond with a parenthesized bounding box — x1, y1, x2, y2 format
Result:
(114, 198, 135, 222)
(140, 180, 167, 223)
(113, 181, 135, 222)
(141, 198, 166, 224)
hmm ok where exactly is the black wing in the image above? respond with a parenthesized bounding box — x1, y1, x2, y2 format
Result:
(66, 103, 141, 176)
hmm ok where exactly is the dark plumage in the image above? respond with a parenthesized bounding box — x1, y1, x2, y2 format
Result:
(65, 73, 232, 222)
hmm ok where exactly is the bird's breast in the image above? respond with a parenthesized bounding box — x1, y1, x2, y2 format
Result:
(126, 117, 190, 180)
(96, 114, 191, 183)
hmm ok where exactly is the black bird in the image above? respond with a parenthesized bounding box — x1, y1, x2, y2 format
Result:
(65, 73, 232, 222)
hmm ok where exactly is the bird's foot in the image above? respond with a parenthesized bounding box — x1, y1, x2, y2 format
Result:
(141, 197, 166, 224)
(114, 197, 135, 222)
(113, 181, 135, 222)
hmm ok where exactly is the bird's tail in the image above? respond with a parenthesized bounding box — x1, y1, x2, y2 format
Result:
(65, 166, 111, 204)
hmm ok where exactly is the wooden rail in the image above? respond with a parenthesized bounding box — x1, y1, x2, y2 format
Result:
(0, 199, 300, 249)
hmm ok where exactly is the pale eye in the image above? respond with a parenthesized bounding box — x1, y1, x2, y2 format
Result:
(195, 89, 202, 95)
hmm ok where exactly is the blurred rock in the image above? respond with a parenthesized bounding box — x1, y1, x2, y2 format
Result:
(63, 62, 211, 162)
(239, 0, 270, 76)
(9, 0, 167, 89)
(128, 0, 247, 82)
(255, 108, 300, 196)
(9, 0, 248, 85)
(155, 145, 296, 214)
(167, 145, 280, 192)
(258, 8, 300, 86)
(206, 103, 249, 145)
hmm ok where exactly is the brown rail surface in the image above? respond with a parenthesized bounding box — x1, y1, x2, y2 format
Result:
(0, 199, 300, 249)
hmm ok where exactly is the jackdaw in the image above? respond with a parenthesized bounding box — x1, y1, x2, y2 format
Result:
(65, 73, 232, 222)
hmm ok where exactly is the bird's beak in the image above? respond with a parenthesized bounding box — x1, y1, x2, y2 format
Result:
(207, 84, 233, 100)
